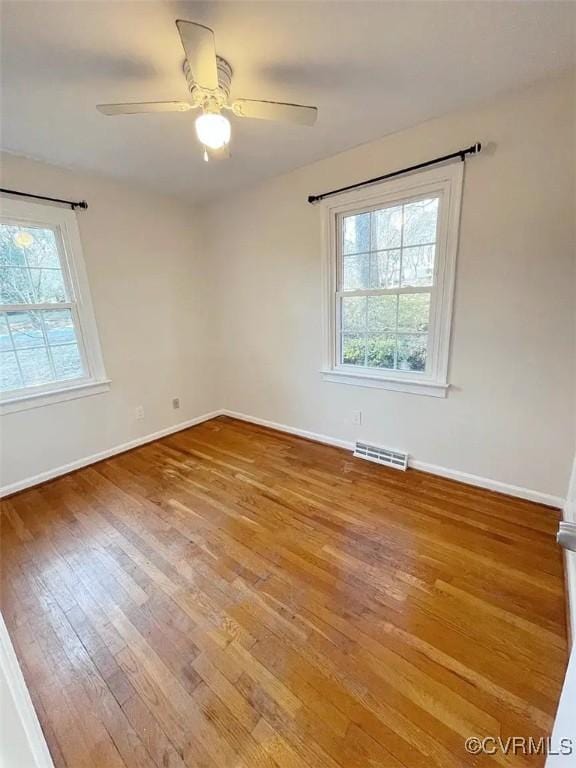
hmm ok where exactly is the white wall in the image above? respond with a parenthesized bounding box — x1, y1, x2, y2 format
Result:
(548, 451, 576, 768)
(567, 458, 576, 524)
(0, 613, 54, 768)
(564, 455, 576, 641)
(0, 153, 218, 491)
(200, 72, 576, 500)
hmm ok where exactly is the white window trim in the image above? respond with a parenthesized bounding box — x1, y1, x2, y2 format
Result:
(320, 162, 464, 397)
(0, 197, 110, 414)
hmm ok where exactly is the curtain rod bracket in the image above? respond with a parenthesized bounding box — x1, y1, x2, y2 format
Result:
(308, 141, 482, 204)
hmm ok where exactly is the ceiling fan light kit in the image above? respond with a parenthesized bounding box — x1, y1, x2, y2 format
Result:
(96, 20, 318, 161)
(195, 112, 231, 150)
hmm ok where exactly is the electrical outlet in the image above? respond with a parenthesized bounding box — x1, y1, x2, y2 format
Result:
(352, 410, 362, 426)
(172, 397, 180, 410)
(135, 405, 145, 421)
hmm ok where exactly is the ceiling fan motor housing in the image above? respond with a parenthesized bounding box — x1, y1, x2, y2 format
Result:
(184, 55, 233, 109)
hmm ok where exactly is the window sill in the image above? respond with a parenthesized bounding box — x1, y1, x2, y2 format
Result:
(321, 369, 449, 397)
(0, 379, 111, 415)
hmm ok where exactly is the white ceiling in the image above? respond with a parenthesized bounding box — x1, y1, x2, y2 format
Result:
(1, 1, 575, 203)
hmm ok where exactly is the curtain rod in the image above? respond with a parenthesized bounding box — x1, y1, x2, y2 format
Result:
(0, 187, 88, 211)
(307, 142, 482, 204)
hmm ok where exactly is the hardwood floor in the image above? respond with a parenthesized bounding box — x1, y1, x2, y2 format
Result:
(0, 416, 567, 768)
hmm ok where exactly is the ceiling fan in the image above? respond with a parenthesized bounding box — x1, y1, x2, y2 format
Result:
(97, 20, 318, 161)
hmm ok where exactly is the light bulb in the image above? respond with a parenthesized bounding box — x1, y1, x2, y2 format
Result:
(195, 112, 231, 150)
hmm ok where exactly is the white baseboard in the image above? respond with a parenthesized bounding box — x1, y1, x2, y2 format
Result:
(0, 410, 223, 498)
(410, 458, 564, 507)
(0, 612, 54, 767)
(2, 406, 565, 509)
(221, 409, 356, 452)
(222, 409, 564, 508)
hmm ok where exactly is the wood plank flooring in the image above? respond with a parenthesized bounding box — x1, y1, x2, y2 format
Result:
(0, 416, 568, 768)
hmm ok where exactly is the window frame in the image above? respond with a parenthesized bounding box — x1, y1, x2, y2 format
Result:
(321, 162, 464, 397)
(0, 197, 110, 414)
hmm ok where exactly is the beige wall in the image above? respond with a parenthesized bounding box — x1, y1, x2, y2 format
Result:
(200, 73, 576, 500)
(0, 153, 218, 490)
(1, 74, 574, 501)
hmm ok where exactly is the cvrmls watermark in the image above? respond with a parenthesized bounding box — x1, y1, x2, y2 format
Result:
(465, 736, 574, 756)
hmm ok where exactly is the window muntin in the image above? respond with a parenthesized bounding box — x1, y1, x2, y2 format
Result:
(0, 215, 93, 399)
(337, 196, 439, 374)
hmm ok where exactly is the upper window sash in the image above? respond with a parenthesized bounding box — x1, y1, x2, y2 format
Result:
(336, 192, 440, 295)
(0, 218, 77, 307)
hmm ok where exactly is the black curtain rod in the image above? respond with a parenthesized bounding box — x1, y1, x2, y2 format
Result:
(0, 187, 88, 210)
(307, 142, 482, 204)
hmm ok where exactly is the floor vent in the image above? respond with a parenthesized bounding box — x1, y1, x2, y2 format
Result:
(353, 441, 408, 471)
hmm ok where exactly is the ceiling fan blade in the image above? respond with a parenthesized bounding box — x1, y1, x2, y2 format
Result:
(176, 20, 218, 91)
(97, 101, 193, 116)
(232, 99, 318, 126)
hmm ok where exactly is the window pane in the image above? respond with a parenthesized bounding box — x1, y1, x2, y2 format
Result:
(0, 224, 60, 268)
(0, 223, 66, 304)
(29, 268, 67, 303)
(403, 198, 439, 246)
(367, 334, 396, 369)
(43, 309, 78, 345)
(336, 192, 442, 377)
(372, 205, 402, 250)
(51, 344, 83, 380)
(369, 249, 400, 289)
(342, 213, 370, 254)
(0, 314, 12, 351)
(342, 333, 365, 366)
(397, 294, 431, 332)
(0, 350, 22, 391)
(0, 266, 35, 304)
(0, 234, 27, 266)
(401, 245, 435, 287)
(7, 311, 45, 349)
(341, 297, 366, 332)
(342, 253, 369, 290)
(397, 334, 427, 372)
(367, 295, 397, 331)
(16, 346, 53, 386)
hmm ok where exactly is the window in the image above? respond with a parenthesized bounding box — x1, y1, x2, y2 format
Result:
(321, 163, 463, 396)
(0, 198, 109, 413)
